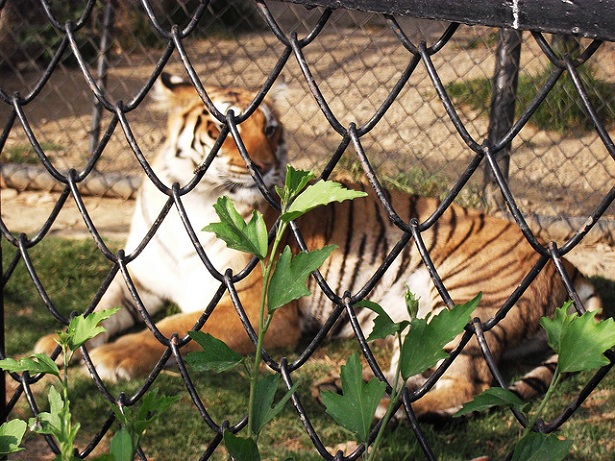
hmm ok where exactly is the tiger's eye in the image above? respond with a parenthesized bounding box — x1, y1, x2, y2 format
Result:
(265, 125, 277, 138)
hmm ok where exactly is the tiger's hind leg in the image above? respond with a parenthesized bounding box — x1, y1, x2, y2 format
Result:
(391, 343, 496, 421)
(407, 273, 604, 420)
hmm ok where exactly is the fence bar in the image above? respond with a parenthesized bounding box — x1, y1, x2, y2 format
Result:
(0, 233, 4, 426)
(483, 28, 522, 212)
(88, 0, 116, 157)
(287, 0, 615, 41)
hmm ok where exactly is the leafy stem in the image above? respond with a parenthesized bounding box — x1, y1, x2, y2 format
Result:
(322, 293, 480, 460)
(455, 302, 615, 461)
(199, 165, 367, 459)
(522, 367, 562, 438)
(244, 167, 307, 439)
(0, 308, 176, 460)
(366, 334, 404, 461)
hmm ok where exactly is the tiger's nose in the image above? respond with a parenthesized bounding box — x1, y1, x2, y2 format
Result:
(253, 158, 276, 174)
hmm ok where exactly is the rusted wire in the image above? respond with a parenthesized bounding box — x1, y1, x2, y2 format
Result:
(0, 1, 613, 459)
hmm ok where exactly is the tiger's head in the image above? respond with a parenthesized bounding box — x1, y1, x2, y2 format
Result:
(152, 73, 287, 205)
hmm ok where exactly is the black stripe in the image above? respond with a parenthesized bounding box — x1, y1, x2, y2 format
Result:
(415, 196, 442, 261)
(323, 203, 336, 243)
(347, 234, 367, 293)
(312, 246, 333, 318)
(446, 201, 459, 242)
(371, 200, 387, 264)
(393, 242, 412, 285)
(443, 221, 521, 281)
(543, 361, 557, 373)
(191, 115, 203, 152)
(392, 194, 421, 284)
(443, 207, 476, 261)
(174, 112, 189, 157)
(335, 200, 355, 297)
(519, 377, 550, 394)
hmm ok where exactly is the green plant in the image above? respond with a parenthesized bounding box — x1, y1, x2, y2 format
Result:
(455, 301, 615, 461)
(321, 291, 480, 460)
(0, 419, 27, 455)
(0, 308, 178, 460)
(0, 309, 119, 459)
(446, 65, 615, 133)
(109, 388, 178, 461)
(186, 165, 367, 459)
(2, 142, 65, 164)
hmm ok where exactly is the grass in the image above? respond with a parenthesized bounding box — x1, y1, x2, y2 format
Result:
(332, 155, 483, 209)
(2, 237, 614, 460)
(446, 64, 615, 134)
(2, 142, 65, 165)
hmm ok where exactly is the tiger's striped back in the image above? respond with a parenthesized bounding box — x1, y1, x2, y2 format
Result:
(291, 181, 602, 418)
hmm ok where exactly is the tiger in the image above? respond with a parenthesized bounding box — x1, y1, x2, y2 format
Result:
(34, 72, 602, 420)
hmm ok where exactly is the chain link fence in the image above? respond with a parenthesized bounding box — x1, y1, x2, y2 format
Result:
(1, 0, 614, 459)
(1, 1, 614, 240)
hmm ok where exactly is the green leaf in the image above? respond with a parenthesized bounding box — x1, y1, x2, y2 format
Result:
(275, 165, 315, 205)
(111, 388, 178, 443)
(30, 386, 64, 437)
(223, 431, 260, 461)
(251, 374, 300, 436)
(134, 388, 179, 435)
(358, 300, 409, 342)
(0, 353, 60, 377)
(454, 387, 526, 417)
(540, 304, 615, 373)
(0, 419, 27, 455)
(320, 353, 386, 444)
(186, 331, 244, 373)
(31, 386, 81, 459)
(63, 307, 121, 351)
(203, 196, 268, 260)
(540, 301, 572, 353)
(267, 245, 336, 313)
(400, 293, 480, 380)
(511, 432, 572, 461)
(281, 180, 367, 223)
(91, 455, 116, 461)
(405, 289, 420, 319)
(109, 428, 134, 461)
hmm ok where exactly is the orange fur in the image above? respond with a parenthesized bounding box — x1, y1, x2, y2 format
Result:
(34, 74, 602, 421)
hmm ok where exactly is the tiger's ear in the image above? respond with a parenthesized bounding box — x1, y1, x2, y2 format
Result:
(268, 77, 287, 105)
(151, 72, 196, 110)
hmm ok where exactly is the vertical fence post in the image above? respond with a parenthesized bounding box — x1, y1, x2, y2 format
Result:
(483, 28, 522, 211)
(0, 234, 4, 427)
(88, 0, 116, 157)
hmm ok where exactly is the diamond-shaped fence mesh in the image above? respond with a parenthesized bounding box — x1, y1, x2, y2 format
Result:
(0, 1, 614, 460)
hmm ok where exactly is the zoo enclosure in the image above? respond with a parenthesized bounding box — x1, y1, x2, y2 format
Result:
(1, 0, 615, 460)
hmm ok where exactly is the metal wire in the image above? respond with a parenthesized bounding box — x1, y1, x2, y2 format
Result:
(0, 0, 614, 459)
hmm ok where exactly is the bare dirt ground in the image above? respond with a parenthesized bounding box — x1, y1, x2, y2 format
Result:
(1, 21, 614, 281)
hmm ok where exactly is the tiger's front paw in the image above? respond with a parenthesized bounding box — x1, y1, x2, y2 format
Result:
(34, 333, 83, 365)
(34, 333, 62, 359)
(35, 330, 107, 365)
(86, 333, 166, 383)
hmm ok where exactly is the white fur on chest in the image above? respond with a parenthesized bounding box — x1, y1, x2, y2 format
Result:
(367, 266, 435, 325)
(124, 181, 253, 313)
